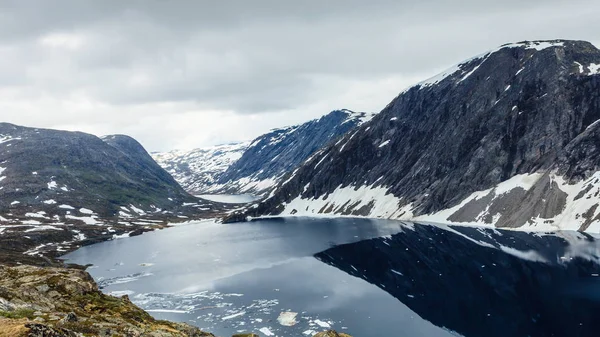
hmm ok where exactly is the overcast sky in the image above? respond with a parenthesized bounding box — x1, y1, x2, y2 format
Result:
(1, 0, 599, 152)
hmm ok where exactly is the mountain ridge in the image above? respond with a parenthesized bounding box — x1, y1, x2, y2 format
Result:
(154, 109, 374, 196)
(233, 39, 600, 232)
(0, 122, 228, 260)
(152, 142, 250, 195)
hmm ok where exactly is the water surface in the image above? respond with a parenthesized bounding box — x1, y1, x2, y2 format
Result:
(64, 218, 600, 337)
(196, 194, 259, 204)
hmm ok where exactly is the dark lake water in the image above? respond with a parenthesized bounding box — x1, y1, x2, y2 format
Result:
(63, 218, 600, 337)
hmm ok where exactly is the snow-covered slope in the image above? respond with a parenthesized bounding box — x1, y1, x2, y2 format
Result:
(0, 123, 232, 258)
(0, 124, 230, 231)
(237, 40, 600, 232)
(155, 109, 373, 196)
(212, 109, 374, 195)
(152, 142, 249, 194)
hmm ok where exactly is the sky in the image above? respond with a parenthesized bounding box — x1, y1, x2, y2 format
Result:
(1, 0, 599, 152)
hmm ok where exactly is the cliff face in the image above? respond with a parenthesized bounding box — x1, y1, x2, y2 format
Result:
(241, 40, 600, 231)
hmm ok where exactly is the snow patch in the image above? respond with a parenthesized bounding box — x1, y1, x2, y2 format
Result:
(259, 327, 275, 336)
(282, 184, 407, 219)
(129, 205, 146, 215)
(79, 208, 94, 215)
(222, 311, 246, 320)
(24, 225, 62, 232)
(312, 319, 332, 328)
(277, 311, 298, 326)
(66, 214, 100, 225)
(418, 173, 542, 226)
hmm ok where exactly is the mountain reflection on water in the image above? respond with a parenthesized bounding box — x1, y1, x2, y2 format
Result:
(63, 218, 600, 337)
(316, 222, 600, 337)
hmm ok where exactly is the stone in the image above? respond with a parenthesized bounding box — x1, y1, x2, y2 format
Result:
(60, 312, 78, 324)
(313, 331, 353, 337)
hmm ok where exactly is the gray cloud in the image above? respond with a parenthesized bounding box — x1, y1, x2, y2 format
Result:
(0, 0, 599, 151)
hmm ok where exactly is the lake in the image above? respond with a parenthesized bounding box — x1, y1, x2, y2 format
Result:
(63, 218, 600, 337)
(196, 194, 260, 204)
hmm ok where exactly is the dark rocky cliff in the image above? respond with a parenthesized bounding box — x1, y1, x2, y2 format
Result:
(239, 40, 600, 231)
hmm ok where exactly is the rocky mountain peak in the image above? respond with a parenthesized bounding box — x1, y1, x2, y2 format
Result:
(235, 40, 600, 232)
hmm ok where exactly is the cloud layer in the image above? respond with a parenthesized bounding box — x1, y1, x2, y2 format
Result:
(1, 0, 599, 151)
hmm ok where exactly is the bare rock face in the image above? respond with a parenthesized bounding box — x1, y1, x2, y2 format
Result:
(313, 331, 352, 337)
(22, 323, 79, 337)
(0, 265, 214, 337)
(239, 40, 600, 231)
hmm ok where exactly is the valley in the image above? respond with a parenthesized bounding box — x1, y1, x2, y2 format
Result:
(3, 39, 600, 337)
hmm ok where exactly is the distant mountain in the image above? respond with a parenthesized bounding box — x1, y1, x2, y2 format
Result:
(152, 142, 249, 194)
(0, 123, 226, 259)
(213, 109, 374, 195)
(154, 109, 373, 196)
(238, 40, 600, 232)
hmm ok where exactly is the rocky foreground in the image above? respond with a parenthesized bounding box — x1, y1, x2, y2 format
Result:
(0, 265, 350, 337)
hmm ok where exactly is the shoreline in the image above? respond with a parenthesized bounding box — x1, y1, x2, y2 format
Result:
(0, 216, 349, 336)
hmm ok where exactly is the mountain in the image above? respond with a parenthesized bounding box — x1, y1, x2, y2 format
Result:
(237, 40, 600, 232)
(152, 142, 249, 194)
(153, 109, 373, 196)
(0, 123, 227, 260)
(212, 109, 374, 195)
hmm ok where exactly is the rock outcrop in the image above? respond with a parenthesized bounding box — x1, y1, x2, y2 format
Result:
(313, 331, 352, 337)
(0, 265, 349, 337)
(0, 265, 215, 336)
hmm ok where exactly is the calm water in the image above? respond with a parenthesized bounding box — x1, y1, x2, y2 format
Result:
(64, 218, 600, 337)
(196, 194, 259, 204)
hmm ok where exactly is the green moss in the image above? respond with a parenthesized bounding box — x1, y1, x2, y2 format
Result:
(0, 308, 35, 319)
